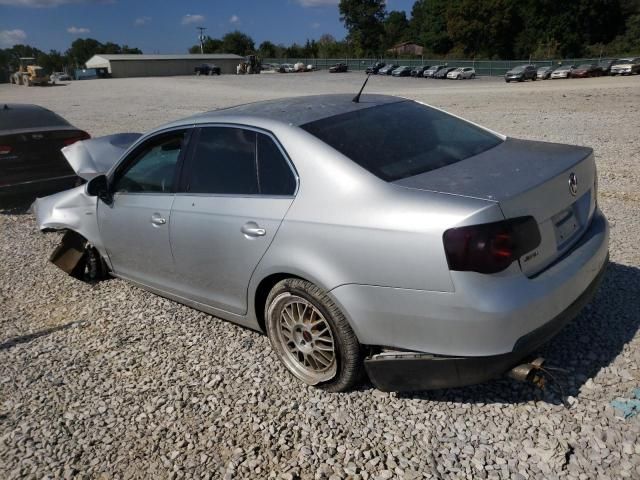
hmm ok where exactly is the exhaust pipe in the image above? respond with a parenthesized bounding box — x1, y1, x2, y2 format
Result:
(507, 357, 546, 388)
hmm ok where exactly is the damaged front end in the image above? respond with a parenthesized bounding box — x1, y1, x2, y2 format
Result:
(34, 132, 141, 279)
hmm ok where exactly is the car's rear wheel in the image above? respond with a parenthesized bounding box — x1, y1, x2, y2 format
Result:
(265, 278, 363, 392)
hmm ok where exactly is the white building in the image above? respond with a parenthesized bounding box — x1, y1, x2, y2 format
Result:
(85, 54, 243, 77)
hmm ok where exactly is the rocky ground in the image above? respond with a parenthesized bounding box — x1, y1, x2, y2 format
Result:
(1, 73, 639, 479)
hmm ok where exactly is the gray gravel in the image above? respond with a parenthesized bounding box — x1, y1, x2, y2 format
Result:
(1, 73, 639, 479)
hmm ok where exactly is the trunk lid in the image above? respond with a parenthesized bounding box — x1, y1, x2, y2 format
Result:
(394, 138, 597, 276)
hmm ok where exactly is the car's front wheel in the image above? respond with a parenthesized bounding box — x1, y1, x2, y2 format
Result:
(265, 278, 364, 392)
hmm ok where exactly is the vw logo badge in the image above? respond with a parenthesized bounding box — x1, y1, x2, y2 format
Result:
(568, 172, 578, 196)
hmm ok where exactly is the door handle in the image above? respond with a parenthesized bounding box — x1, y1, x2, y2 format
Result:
(241, 222, 266, 237)
(150, 214, 166, 226)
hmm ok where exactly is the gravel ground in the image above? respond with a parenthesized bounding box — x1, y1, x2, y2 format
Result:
(1, 73, 639, 479)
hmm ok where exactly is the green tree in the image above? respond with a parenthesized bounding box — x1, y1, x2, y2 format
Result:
(410, 0, 452, 55)
(258, 40, 278, 58)
(220, 31, 255, 56)
(66, 38, 102, 66)
(339, 0, 386, 56)
(189, 36, 223, 54)
(382, 10, 409, 50)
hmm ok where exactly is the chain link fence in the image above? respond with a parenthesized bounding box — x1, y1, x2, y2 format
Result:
(262, 57, 617, 76)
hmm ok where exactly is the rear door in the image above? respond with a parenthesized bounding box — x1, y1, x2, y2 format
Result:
(98, 128, 190, 289)
(170, 126, 297, 314)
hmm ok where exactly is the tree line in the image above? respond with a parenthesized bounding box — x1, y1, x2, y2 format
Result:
(194, 0, 640, 60)
(0, 39, 141, 74)
(2, 0, 639, 73)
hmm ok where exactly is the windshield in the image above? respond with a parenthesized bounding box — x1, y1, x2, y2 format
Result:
(578, 64, 593, 69)
(511, 66, 525, 72)
(301, 101, 502, 182)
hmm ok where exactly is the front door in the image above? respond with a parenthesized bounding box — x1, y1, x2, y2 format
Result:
(170, 126, 298, 314)
(98, 129, 189, 290)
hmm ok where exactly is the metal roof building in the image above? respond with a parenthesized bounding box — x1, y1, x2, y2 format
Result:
(85, 54, 243, 78)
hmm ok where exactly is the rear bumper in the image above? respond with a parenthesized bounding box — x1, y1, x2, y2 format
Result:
(364, 256, 608, 391)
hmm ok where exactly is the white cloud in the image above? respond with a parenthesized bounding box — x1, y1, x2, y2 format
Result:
(181, 14, 205, 25)
(311, 22, 321, 29)
(0, 28, 27, 47)
(67, 26, 90, 34)
(0, 0, 112, 7)
(134, 16, 151, 26)
(229, 14, 239, 24)
(296, 0, 339, 7)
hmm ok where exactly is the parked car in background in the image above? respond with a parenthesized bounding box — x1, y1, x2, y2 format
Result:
(410, 65, 429, 77)
(329, 63, 348, 73)
(571, 64, 603, 78)
(378, 64, 399, 75)
(504, 65, 537, 82)
(34, 93, 608, 392)
(0, 104, 91, 198)
(597, 59, 618, 76)
(447, 67, 476, 79)
(550, 65, 577, 79)
(195, 64, 221, 76)
(278, 64, 295, 73)
(435, 67, 456, 79)
(536, 66, 555, 80)
(50, 72, 72, 82)
(365, 62, 385, 74)
(423, 65, 446, 78)
(610, 58, 640, 75)
(391, 66, 412, 77)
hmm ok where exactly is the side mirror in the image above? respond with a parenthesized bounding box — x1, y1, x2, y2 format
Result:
(86, 174, 112, 204)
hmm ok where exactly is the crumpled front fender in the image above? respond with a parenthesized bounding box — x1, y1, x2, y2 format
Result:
(33, 186, 107, 263)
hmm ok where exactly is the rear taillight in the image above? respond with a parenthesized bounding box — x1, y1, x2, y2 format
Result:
(63, 131, 91, 146)
(443, 217, 541, 274)
(0, 145, 12, 155)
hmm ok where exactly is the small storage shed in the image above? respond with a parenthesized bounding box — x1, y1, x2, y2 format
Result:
(85, 54, 243, 77)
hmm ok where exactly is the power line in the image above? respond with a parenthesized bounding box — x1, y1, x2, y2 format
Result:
(196, 27, 207, 54)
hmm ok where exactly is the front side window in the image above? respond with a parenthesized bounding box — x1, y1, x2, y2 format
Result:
(185, 127, 296, 196)
(113, 131, 186, 193)
(301, 101, 502, 182)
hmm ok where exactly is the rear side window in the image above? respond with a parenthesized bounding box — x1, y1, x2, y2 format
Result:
(185, 127, 296, 196)
(257, 134, 296, 195)
(301, 101, 502, 182)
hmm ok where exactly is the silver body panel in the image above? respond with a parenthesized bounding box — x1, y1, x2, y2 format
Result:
(34, 94, 609, 358)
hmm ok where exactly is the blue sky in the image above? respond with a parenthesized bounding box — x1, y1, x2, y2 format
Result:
(0, 0, 414, 53)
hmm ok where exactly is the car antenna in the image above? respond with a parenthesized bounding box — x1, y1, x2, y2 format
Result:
(352, 73, 371, 103)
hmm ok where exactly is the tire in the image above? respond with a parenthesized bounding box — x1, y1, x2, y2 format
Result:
(265, 278, 364, 392)
(471, 73, 475, 79)
(196, 71, 201, 76)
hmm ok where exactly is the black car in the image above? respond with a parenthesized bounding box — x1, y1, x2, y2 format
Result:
(329, 63, 348, 73)
(194, 64, 221, 76)
(504, 65, 537, 82)
(378, 64, 399, 75)
(434, 67, 456, 79)
(365, 62, 385, 74)
(391, 66, 412, 77)
(410, 65, 429, 77)
(423, 65, 446, 78)
(0, 104, 90, 198)
(597, 59, 618, 76)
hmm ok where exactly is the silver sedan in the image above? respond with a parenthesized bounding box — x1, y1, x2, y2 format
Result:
(34, 94, 609, 392)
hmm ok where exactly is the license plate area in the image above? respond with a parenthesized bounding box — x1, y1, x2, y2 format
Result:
(552, 205, 581, 247)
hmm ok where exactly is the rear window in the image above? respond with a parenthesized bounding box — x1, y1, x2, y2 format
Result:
(300, 101, 502, 182)
(0, 105, 70, 131)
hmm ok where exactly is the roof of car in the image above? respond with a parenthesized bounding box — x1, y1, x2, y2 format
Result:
(175, 94, 406, 128)
(0, 103, 72, 132)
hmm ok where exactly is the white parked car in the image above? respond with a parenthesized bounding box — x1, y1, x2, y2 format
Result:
(610, 58, 640, 75)
(447, 67, 476, 79)
(550, 65, 576, 79)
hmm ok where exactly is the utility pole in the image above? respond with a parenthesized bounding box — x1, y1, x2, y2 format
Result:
(196, 26, 207, 54)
